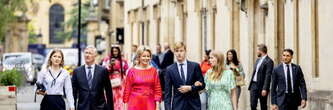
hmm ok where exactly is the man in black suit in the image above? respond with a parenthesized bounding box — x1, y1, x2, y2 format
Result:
(72, 46, 114, 110)
(248, 44, 274, 110)
(160, 43, 174, 69)
(164, 42, 205, 110)
(271, 49, 307, 110)
(159, 43, 174, 98)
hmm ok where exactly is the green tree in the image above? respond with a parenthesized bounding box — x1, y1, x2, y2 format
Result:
(0, 0, 27, 44)
(28, 22, 39, 44)
(56, 2, 90, 43)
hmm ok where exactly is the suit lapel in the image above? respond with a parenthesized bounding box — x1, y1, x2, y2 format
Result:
(279, 64, 286, 85)
(258, 57, 268, 72)
(292, 64, 297, 86)
(91, 65, 99, 90)
(186, 61, 193, 84)
(81, 66, 90, 89)
(253, 59, 260, 73)
(172, 64, 184, 84)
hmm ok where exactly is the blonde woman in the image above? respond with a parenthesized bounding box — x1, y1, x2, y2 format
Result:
(36, 49, 74, 110)
(123, 46, 162, 110)
(198, 51, 237, 110)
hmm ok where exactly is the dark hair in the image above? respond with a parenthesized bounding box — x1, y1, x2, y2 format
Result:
(205, 50, 211, 56)
(47, 49, 64, 68)
(283, 48, 294, 56)
(257, 44, 268, 53)
(226, 49, 240, 66)
(110, 46, 124, 77)
(111, 46, 121, 59)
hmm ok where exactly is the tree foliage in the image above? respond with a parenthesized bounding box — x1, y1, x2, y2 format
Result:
(57, 2, 90, 42)
(0, 0, 27, 44)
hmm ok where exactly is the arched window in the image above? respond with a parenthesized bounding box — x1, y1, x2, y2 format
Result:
(49, 4, 64, 44)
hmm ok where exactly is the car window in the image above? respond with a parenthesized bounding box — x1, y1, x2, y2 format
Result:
(4, 56, 31, 65)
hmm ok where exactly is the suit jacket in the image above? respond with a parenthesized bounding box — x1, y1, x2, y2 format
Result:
(271, 63, 307, 106)
(72, 65, 114, 110)
(164, 61, 205, 110)
(152, 54, 161, 69)
(160, 50, 174, 69)
(248, 56, 274, 91)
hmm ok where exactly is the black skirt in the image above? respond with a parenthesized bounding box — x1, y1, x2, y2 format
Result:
(40, 95, 65, 110)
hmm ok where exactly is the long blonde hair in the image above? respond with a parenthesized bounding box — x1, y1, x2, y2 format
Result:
(134, 46, 152, 66)
(209, 50, 226, 81)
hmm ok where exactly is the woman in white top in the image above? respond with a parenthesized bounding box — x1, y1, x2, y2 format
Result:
(36, 49, 74, 110)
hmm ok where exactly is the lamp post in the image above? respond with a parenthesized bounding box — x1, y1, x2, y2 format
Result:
(77, 0, 82, 66)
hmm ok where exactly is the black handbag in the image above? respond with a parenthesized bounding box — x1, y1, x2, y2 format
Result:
(36, 83, 46, 92)
(34, 83, 46, 102)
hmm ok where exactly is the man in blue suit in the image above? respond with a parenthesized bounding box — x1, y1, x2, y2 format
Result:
(271, 49, 307, 110)
(72, 46, 114, 110)
(164, 42, 205, 110)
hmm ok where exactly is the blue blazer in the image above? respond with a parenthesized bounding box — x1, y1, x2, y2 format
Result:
(72, 65, 114, 110)
(164, 61, 205, 110)
(271, 63, 307, 107)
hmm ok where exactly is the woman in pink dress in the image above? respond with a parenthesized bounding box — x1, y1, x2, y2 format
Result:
(102, 45, 129, 110)
(123, 46, 162, 110)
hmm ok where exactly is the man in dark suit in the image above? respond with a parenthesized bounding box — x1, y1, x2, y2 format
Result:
(271, 49, 307, 110)
(159, 43, 174, 98)
(164, 42, 205, 110)
(72, 46, 114, 110)
(160, 43, 174, 69)
(248, 44, 274, 110)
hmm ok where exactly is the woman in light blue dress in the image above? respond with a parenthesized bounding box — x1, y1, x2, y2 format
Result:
(198, 50, 237, 110)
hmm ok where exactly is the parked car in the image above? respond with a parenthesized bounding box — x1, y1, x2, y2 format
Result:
(2, 52, 37, 85)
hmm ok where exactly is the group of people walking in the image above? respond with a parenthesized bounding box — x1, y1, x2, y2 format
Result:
(35, 42, 307, 110)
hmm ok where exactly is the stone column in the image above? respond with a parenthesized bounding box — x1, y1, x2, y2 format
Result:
(86, 15, 99, 46)
(207, 2, 217, 50)
(5, 14, 30, 53)
(185, 0, 202, 62)
(215, 0, 232, 52)
(175, 2, 184, 42)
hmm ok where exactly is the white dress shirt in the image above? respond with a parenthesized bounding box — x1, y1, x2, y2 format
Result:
(253, 55, 267, 82)
(283, 63, 294, 93)
(85, 64, 96, 80)
(177, 60, 188, 81)
(37, 67, 74, 108)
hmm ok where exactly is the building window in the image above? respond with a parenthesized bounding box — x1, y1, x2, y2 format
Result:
(146, 21, 150, 45)
(104, 0, 110, 9)
(49, 4, 65, 44)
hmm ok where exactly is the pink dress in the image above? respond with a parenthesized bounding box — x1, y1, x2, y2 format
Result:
(123, 67, 162, 110)
(102, 56, 129, 110)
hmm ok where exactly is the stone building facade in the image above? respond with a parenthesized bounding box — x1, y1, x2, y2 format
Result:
(123, 0, 333, 109)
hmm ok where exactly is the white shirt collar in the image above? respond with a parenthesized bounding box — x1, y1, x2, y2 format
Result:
(177, 60, 188, 66)
(283, 63, 292, 67)
(261, 55, 268, 60)
(85, 64, 96, 69)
